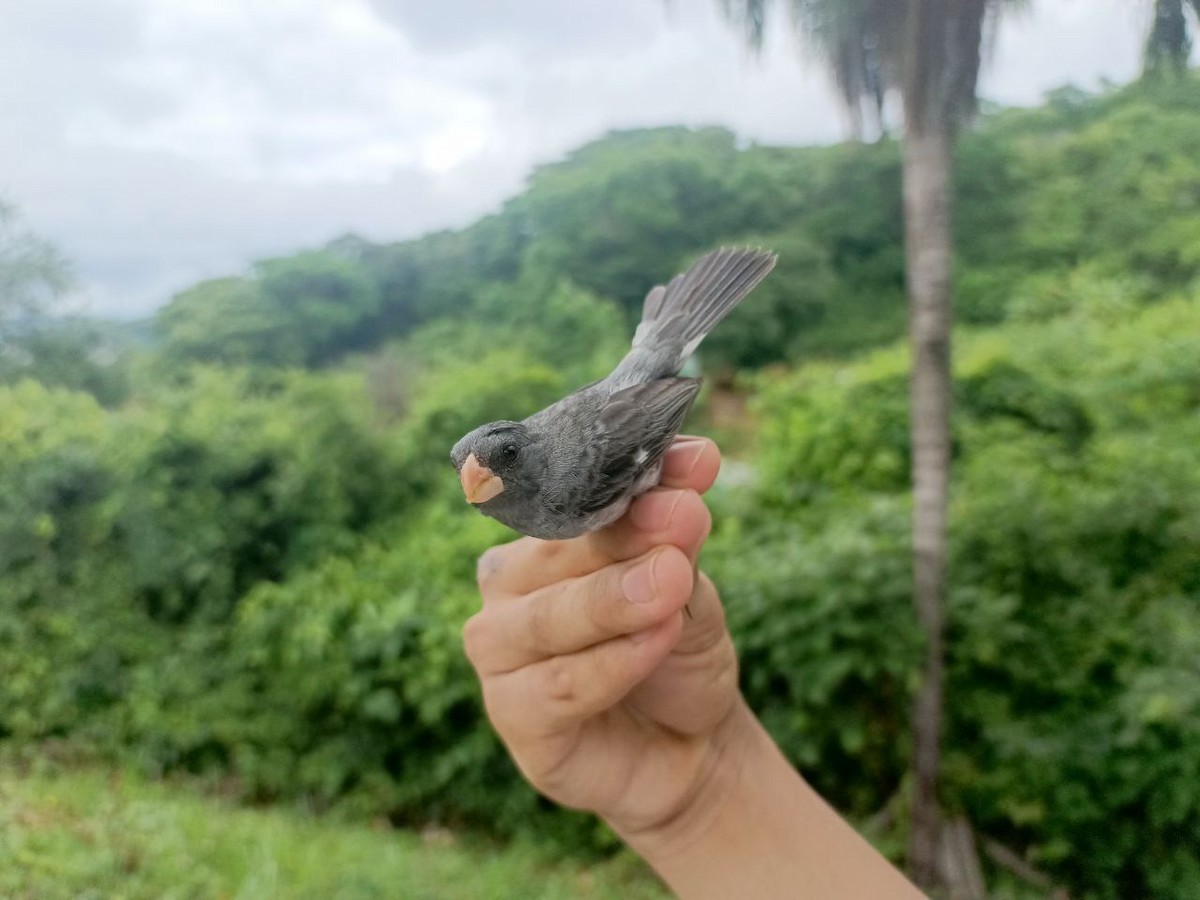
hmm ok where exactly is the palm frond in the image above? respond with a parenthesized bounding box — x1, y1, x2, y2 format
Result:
(1143, 0, 1195, 75)
(720, 0, 769, 53)
(720, 0, 1019, 136)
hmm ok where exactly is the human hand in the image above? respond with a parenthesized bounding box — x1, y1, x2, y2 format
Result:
(462, 436, 746, 837)
(464, 437, 924, 899)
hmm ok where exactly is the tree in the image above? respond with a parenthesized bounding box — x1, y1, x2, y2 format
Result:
(254, 251, 381, 364)
(513, 127, 747, 315)
(0, 200, 72, 344)
(1143, 0, 1200, 75)
(156, 251, 380, 368)
(718, 0, 1010, 888)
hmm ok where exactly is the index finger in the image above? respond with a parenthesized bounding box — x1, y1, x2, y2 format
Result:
(479, 436, 721, 598)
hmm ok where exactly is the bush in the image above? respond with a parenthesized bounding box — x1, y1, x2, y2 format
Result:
(0, 368, 406, 747)
(731, 290, 1200, 899)
(707, 496, 920, 815)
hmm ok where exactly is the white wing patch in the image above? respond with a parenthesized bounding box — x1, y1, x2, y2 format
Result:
(634, 448, 649, 466)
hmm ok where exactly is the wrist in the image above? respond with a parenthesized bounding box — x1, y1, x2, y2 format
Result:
(606, 695, 763, 863)
(609, 697, 924, 899)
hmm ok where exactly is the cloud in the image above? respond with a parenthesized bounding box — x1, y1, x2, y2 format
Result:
(61, 1, 499, 184)
(366, 0, 662, 54)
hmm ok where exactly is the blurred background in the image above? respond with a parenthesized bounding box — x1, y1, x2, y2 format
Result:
(1, 1, 1198, 897)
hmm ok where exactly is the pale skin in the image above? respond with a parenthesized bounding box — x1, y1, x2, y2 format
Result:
(463, 436, 925, 899)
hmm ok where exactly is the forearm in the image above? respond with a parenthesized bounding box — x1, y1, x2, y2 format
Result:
(614, 699, 924, 899)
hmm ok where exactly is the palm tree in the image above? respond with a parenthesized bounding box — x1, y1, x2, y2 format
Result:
(1143, 0, 1200, 75)
(718, 0, 1011, 888)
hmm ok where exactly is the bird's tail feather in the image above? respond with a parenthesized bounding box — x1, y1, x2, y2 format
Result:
(634, 247, 776, 359)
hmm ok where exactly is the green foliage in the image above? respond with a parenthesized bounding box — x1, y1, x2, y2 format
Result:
(0, 382, 124, 742)
(157, 277, 276, 364)
(1015, 97, 1200, 285)
(157, 252, 379, 367)
(513, 128, 747, 314)
(753, 353, 911, 498)
(220, 505, 525, 823)
(732, 286, 1200, 899)
(949, 426, 1200, 894)
(116, 368, 402, 617)
(412, 274, 628, 386)
(0, 317, 134, 406)
(0, 368, 407, 751)
(707, 497, 921, 815)
(356, 212, 526, 339)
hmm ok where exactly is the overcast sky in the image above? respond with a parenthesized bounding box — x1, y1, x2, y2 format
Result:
(1, 0, 1178, 318)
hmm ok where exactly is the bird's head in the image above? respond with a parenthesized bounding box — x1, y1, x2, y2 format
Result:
(450, 422, 544, 508)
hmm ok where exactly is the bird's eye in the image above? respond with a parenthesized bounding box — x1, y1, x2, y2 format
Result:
(499, 444, 519, 465)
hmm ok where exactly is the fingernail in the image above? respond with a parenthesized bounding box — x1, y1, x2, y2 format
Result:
(629, 491, 683, 533)
(662, 440, 706, 480)
(622, 554, 659, 604)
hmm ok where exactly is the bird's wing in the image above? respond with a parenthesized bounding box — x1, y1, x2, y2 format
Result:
(575, 377, 702, 515)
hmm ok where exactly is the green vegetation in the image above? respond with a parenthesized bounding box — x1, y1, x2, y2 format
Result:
(716, 290, 1200, 895)
(0, 764, 664, 899)
(2, 73, 1199, 898)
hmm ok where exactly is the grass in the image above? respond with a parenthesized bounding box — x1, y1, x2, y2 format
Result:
(0, 764, 668, 899)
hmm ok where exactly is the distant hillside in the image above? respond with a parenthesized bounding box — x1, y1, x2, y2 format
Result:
(138, 72, 1200, 376)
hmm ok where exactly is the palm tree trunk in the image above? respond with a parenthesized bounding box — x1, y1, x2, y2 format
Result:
(902, 119, 953, 890)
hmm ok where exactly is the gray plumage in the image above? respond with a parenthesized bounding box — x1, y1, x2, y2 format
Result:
(450, 247, 777, 540)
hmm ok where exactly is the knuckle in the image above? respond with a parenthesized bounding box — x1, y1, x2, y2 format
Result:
(528, 595, 555, 650)
(543, 657, 577, 707)
(461, 612, 494, 668)
(534, 538, 564, 561)
(585, 569, 621, 630)
(476, 546, 505, 591)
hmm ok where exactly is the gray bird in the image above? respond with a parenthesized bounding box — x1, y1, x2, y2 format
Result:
(450, 247, 776, 540)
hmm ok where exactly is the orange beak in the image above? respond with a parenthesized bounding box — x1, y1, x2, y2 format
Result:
(460, 453, 505, 504)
